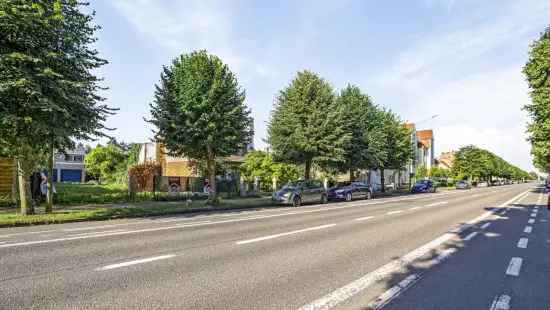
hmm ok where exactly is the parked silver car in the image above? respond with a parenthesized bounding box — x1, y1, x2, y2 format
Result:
(272, 180, 328, 207)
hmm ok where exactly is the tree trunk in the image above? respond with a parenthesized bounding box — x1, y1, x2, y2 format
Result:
(206, 150, 217, 200)
(349, 167, 355, 181)
(45, 144, 54, 213)
(17, 160, 33, 215)
(380, 168, 386, 193)
(304, 160, 311, 180)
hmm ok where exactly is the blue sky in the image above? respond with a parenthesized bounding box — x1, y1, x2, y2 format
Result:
(90, 0, 550, 171)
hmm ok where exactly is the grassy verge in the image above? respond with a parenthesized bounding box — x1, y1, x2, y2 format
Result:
(0, 195, 275, 228)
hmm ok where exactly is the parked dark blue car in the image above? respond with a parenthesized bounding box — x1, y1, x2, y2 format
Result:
(411, 179, 436, 193)
(327, 181, 373, 201)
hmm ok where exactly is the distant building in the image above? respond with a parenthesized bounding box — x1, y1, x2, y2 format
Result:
(53, 144, 87, 182)
(416, 129, 435, 170)
(0, 158, 15, 199)
(137, 142, 248, 177)
(436, 151, 456, 170)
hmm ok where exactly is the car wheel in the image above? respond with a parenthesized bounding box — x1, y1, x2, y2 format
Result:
(345, 192, 352, 201)
(293, 196, 301, 207)
(321, 194, 328, 204)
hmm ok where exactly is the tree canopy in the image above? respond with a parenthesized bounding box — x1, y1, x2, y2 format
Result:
(149, 50, 253, 199)
(239, 150, 300, 191)
(334, 85, 385, 180)
(267, 70, 349, 179)
(452, 145, 529, 182)
(523, 27, 550, 173)
(0, 0, 113, 214)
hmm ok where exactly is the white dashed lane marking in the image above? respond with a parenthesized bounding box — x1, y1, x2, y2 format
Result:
(517, 238, 529, 249)
(480, 222, 491, 229)
(506, 257, 523, 276)
(387, 211, 403, 215)
(528, 219, 535, 224)
(354, 216, 374, 221)
(524, 226, 533, 234)
(96, 254, 176, 271)
(489, 294, 511, 310)
(426, 201, 448, 207)
(236, 224, 336, 245)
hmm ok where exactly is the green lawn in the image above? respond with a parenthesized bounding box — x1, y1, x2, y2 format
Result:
(0, 194, 275, 227)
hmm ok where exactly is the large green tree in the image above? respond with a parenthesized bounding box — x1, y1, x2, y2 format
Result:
(149, 50, 253, 200)
(267, 71, 349, 179)
(523, 27, 550, 173)
(0, 1, 113, 214)
(334, 85, 385, 180)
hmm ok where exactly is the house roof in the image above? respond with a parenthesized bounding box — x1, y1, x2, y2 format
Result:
(416, 129, 433, 141)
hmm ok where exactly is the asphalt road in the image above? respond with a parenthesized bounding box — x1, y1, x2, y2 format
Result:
(0, 183, 540, 310)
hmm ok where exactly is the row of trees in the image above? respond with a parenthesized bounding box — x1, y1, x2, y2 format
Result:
(267, 71, 412, 190)
(0, 1, 112, 214)
(452, 145, 530, 182)
(524, 27, 550, 173)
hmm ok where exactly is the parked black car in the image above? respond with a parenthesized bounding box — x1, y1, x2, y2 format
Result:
(272, 180, 327, 207)
(411, 179, 436, 193)
(327, 181, 373, 201)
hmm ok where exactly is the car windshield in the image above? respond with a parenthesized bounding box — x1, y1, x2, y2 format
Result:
(282, 182, 301, 189)
(416, 180, 430, 185)
(336, 182, 351, 187)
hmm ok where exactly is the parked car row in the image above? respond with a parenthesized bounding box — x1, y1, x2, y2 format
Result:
(272, 180, 373, 207)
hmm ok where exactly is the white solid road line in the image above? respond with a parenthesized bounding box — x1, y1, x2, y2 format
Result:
(489, 295, 511, 310)
(517, 238, 529, 249)
(69, 229, 127, 237)
(368, 274, 420, 309)
(387, 210, 403, 215)
(354, 216, 374, 221)
(236, 224, 336, 245)
(464, 232, 478, 241)
(528, 219, 535, 224)
(298, 190, 530, 310)
(481, 222, 491, 229)
(96, 254, 176, 271)
(506, 257, 523, 276)
(524, 226, 533, 234)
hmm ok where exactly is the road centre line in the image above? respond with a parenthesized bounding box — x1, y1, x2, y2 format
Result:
(354, 216, 374, 221)
(524, 226, 533, 234)
(464, 232, 478, 241)
(95, 254, 176, 271)
(387, 210, 403, 215)
(517, 238, 528, 249)
(505, 257, 523, 276)
(298, 189, 530, 310)
(489, 295, 511, 310)
(235, 224, 336, 245)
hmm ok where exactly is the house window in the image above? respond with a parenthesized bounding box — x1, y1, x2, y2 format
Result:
(73, 155, 84, 162)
